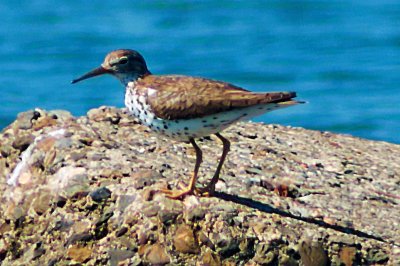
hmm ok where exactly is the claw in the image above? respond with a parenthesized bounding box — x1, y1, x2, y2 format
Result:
(159, 188, 195, 200)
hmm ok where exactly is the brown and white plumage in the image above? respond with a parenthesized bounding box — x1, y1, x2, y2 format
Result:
(135, 75, 298, 120)
(72, 49, 303, 199)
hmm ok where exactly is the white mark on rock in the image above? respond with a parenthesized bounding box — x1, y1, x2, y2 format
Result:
(7, 128, 67, 186)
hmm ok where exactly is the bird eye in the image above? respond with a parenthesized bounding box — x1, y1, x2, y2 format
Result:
(119, 57, 128, 64)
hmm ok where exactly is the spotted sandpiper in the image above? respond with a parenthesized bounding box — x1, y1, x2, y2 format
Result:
(72, 49, 303, 199)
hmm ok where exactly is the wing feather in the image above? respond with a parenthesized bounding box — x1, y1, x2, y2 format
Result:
(136, 75, 297, 120)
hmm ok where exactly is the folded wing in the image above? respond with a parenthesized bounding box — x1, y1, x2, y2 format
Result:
(136, 75, 297, 120)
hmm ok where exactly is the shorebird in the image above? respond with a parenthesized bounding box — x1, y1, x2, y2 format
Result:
(72, 49, 303, 199)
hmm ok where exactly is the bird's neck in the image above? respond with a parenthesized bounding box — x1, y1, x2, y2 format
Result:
(116, 71, 151, 86)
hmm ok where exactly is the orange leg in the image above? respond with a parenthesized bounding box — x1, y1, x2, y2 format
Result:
(199, 133, 231, 196)
(160, 138, 203, 199)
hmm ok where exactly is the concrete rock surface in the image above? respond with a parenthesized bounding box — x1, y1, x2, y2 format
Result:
(0, 107, 399, 265)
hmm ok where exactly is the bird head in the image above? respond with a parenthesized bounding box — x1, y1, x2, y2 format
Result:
(71, 49, 150, 85)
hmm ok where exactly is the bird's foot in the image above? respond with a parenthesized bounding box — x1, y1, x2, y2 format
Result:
(195, 184, 216, 197)
(159, 187, 195, 200)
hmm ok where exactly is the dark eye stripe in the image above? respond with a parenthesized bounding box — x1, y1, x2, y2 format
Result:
(119, 57, 128, 64)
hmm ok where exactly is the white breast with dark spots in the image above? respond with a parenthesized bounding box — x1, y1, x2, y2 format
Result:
(125, 85, 286, 141)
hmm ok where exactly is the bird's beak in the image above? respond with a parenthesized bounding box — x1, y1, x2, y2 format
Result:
(71, 66, 111, 84)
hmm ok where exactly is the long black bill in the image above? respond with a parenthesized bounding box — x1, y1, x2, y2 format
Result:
(71, 66, 111, 84)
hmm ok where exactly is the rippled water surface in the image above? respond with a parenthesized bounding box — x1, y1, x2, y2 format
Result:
(1, 1, 399, 143)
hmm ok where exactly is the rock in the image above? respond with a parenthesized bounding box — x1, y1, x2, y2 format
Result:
(253, 243, 277, 265)
(201, 250, 222, 266)
(131, 170, 161, 189)
(367, 249, 389, 264)
(158, 199, 182, 224)
(15, 110, 41, 130)
(108, 249, 136, 266)
(48, 110, 73, 121)
(49, 166, 90, 198)
(115, 227, 128, 237)
(31, 189, 52, 215)
(67, 245, 92, 263)
(0, 107, 398, 265)
(32, 116, 57, 130)
(173, 224, 200, 254)
(298, 240, 329, 266)
(339, 246, 357, 266)
(0, 238, 9, 259)
(12, 134, 34, 152)
(67, 233, 93, 246)
(89, 187, 112, 202)
(143, 243, 170, 265)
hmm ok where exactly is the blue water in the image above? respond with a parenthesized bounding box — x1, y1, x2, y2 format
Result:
(1, 1, 399, 143)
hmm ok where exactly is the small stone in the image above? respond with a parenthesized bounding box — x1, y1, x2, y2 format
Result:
(0, 238, 9, 258)
(67, 244, 92, 263)
(197, 231, 214, 249)
(31, 190, 52, 215)
(12, 134, 34, 152)
(340, 246, 357, 266)
(0, 144, 13, 157)
(143, 204, 161, 217)
(36, 137, 56, 151)
(15, 110, 41, 130)
(32, 116, 57, 130)
(95, 211, 113, 227)
(49, 166, 89, 198)
(367, 249, 389, 264)
(54, 195, 67, 208)
(48, 110, 73, 121)
(108, 249, 135, 265)
(131, 170, 161, 189)
(67, 233, 93, 246)
(115, 227, 128, 237)
(72, 221, 91, 235)
(89, 187, 112, 202)
(143, 243, 170, 265)
(298, 240, 328, 266)
(173, 224, 200, 254)
(158, 201, 182, 225)
(201, 250, 222, 266)
(185, 207, 206, 222)
(253, 243, 277, 265)
(87, 106, 121, 124)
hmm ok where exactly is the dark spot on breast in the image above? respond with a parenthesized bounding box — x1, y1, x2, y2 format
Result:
(175, 120, 179, 123)
(176, 132, 181, 136)
(220, 120, 229, 123)
(184, 132, 189, 135)
(243, 113, 248, 116)
(164, 125, 168, 129)
(184, 127, 189, 130)
(213, 117, 218, 120)
(258, 107, 264, 110)
(144, 111, 147, 115)
(156, 126, 160, 130)
(202, 120, 207, 123)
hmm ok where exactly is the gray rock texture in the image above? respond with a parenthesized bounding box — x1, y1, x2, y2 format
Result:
(0, 107, 399, 265)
